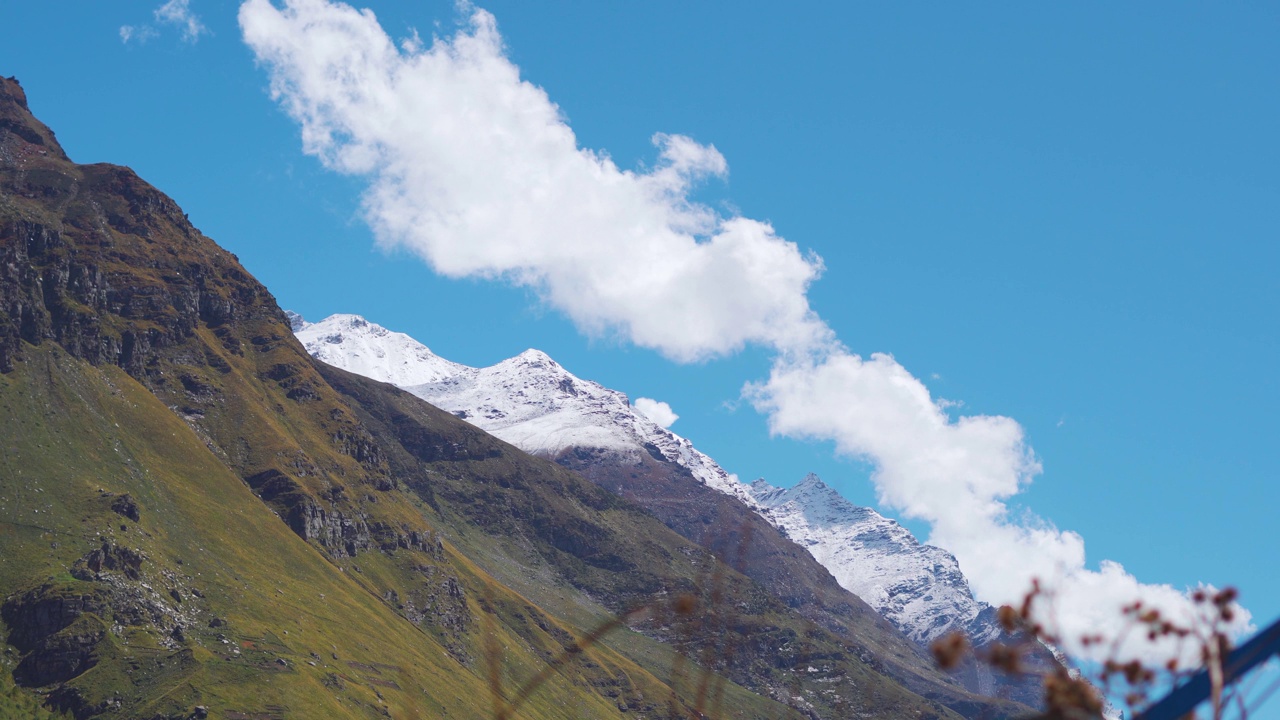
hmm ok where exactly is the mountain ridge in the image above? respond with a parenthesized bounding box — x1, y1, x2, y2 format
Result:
(0, 76, 1028, 719)
(291, 311, 1052, 707)
(293, 312, 992, 642)
(749, 474, 999, 647)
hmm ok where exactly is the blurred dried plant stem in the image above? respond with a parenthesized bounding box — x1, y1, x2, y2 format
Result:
(930, 580, 1245, 720)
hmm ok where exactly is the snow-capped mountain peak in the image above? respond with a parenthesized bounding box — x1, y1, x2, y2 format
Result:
(292, 313, 466, 387)
(510, 348, 557, 366)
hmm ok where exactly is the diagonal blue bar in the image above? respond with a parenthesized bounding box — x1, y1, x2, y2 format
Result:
(1138, 617, 1280, 720)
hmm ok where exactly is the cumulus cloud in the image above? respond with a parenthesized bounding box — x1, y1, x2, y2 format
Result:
(634, 398, 679, 429)
(239, 0, 829, 363)
(155, 0, 208, 43)
(240, 0, 1248, 664)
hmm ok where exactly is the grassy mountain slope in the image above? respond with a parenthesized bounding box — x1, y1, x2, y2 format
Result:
(0, 75, 729, 720)
(0, 344, 492, 718)
(0, 74, 1024, 719)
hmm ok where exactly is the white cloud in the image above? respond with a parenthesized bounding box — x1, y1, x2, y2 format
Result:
(634, 398, 679, 429)
(155, 0, 208, 43)
(240, 0, 1249, 665)
(119, 24, 158, 44)
(121, 1, 206, 44)
(747, 351, 1251, 662)
(239, 0, 830, 363)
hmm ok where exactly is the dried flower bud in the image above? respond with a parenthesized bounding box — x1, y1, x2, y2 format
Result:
(998, 605, 1019, 633)
(930, 631, 969, 670)
(987, 643, 1021, 674)
(673, 593, 696, 616)
(1044, 670, 1104, 717)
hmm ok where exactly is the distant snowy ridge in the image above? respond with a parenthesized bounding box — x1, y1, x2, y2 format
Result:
(405, 350, 761, 508)
(291, 313, 755, 507)
(291, 312, 997, 646)
(750, 474, 999, 646)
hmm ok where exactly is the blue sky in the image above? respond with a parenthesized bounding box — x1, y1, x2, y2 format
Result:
(3, 0, 1277, 696)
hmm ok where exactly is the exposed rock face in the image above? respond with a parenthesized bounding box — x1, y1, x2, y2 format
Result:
(71, 542, 146, 582)
(0, 80, 256, 376)
(2, 587, 107, 659)
(2, 552, 197, 691)
(109, 493, 141, 522)
(0, 76, 413, 569)
(0, 203, 265, 380)
(11, 615, 106, 688)
(285, 498, 374, 557)
(385, 567, 472, 661)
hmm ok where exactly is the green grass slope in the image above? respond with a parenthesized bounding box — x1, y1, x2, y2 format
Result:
(0, 343, 672, 719)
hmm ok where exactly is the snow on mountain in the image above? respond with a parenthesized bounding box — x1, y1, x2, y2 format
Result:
(288, 313, 756, 507)
(750, 474, 1000, 646)
(411, 349, 762, 508)
(290, 312, 996, 646)
(292, 313, 466, 387)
